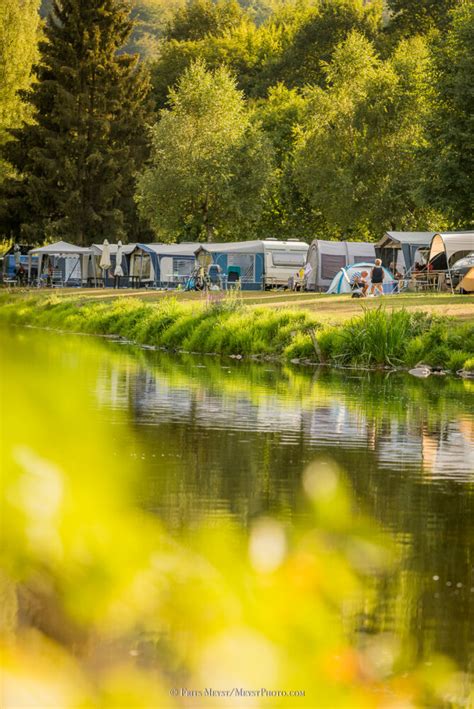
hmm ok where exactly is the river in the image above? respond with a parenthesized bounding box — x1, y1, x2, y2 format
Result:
(3, 328, 474, 703)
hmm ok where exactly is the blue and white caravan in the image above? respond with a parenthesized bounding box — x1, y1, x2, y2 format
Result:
(194, 239, 309, 290)
(327, 262, 396, 295)
(128, 243, 198, 287)
(304, 239, 377, 292)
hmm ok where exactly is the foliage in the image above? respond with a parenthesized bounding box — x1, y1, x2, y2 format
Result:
(422, 1, 474, 228)
(165, 0, 245, 41)
(463, 356, 474, 371)
(313, 307, 474, 371)
(293, 31, 442, 238)
(386, 0, 461, 38)
(136, 60, 274, 241)
(272, 0, 384, 88)
(1, 0, 153, 245)
(0, 0, 40, 185)
(2, 0, 474, 245)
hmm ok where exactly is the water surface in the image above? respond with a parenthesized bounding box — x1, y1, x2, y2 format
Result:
(6, 329, 474, 688)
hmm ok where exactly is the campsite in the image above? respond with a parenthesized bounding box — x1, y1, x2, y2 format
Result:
(2, 0, 474, 707)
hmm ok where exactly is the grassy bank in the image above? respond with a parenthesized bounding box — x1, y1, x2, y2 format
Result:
(1, 292, 473, 372)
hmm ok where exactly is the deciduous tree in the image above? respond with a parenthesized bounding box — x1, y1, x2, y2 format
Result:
(423, 1, 474, 227)
(0, 0, 40, 184)
(386, 0, 461, 37)
(136, 61, 274, 241)
(293, 31, 438, 238)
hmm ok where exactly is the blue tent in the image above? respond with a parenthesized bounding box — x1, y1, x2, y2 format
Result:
(326, 263, 396, 294)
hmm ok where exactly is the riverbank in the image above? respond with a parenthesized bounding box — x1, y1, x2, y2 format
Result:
(1, 291, 473, 372)
(4, 287, 474, 323)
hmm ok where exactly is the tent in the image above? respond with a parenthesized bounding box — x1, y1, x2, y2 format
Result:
(304, 239, 376, 291)
(326, 262, 396, 295)
(428, 232, 474, 269)
(458, 268, 474, 293)
(90, 242, 136, 285)
(128, 240, 308, 289)
(28, 241, 92, 285)
(377, 232, 435, 273)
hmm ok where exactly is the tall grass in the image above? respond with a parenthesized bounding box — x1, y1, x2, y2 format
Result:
(0, 294, 472, 371)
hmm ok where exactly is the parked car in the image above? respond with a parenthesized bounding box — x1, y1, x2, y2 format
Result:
(451, 252, 474, 291)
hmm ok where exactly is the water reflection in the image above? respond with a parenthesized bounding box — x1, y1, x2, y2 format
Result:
(7, 330, 474, 687)
(92, 341, 474, 680)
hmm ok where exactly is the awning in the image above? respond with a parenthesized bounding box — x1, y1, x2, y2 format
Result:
(429, 233, 474, 266)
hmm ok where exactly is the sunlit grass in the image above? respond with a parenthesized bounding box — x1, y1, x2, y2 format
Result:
(0, 293, 473, 370)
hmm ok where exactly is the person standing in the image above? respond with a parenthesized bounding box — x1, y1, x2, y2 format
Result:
(370, 259, 385, 296)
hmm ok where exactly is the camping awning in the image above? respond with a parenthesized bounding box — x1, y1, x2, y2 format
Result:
(28, 241, 93, 282)
(377, 232, 435, 271)
(429, 233, 474, 267)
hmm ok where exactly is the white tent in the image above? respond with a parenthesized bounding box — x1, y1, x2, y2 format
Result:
(326, 263, 396, 295)
(28, 241, 92, 284)
(429, 232, 474, 269)
(305, 239, 376, 291)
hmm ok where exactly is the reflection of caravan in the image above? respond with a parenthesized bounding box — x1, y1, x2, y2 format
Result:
(304, 239, 376, 291)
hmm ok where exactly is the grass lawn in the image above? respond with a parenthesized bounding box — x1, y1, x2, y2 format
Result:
(6, 287, 474, 324)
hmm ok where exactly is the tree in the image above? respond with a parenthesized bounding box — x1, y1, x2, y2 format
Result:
(386, 0, 461, 38)
(274, 0, 383, 89)
(293, 31, 438, 238)
(165, 0, 244, 41)
(136, 61, 274, 241)
(2, 0, 152, 245)
(0, 0, 40, 184)
(422, 1, 474, 227)
(251, 83, 325, 240)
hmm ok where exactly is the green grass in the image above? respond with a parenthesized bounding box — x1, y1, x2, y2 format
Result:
(1, 292, 473, 372)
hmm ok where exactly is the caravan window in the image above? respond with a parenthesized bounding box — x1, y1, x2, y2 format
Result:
(271, 251, 306, 267)
(228, 253, 255, 282)
(173, 257, 194, 276)
(350, 255, 375, 265)
(320, 254, 346, 280)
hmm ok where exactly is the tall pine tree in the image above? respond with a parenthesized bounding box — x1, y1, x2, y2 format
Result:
(2, 0, 152, 245)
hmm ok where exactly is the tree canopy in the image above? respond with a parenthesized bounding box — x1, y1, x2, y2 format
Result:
(422, 1, 474, 226)
(136, 61, 274, 241)
(0, 0, 41, 183)
(293, 31, 442, 237)
(2, 0, 473, 243)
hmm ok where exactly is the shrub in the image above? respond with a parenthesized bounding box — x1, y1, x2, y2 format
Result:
(463, 357, 474, 372)
(284, 332, 315, 360)
(446, 351, 472, 372)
